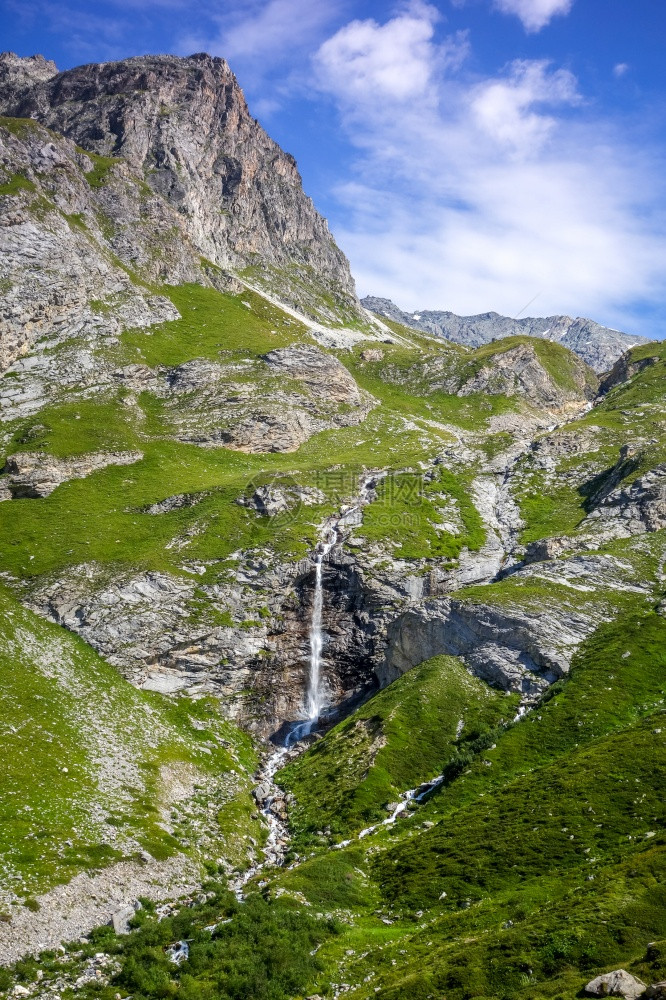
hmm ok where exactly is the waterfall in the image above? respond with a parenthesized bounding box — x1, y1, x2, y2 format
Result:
(287, 528, 338, 745)
(304, 529, 337, 722)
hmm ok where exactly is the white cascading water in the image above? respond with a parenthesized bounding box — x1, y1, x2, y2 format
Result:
(305, 529, 337, 722)
(287, 528, 338, 745)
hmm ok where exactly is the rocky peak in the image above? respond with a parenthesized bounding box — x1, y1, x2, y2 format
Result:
(361, 295, 652, 372)
(0, 52, 360, 323)
(0, 51, 57, 104)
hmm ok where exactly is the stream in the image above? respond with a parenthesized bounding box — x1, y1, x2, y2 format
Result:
(229, 474, 381, 894)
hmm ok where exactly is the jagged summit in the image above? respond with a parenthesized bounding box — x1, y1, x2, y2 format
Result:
(362, 294, 652, 372)
(0, 51, 360, 323)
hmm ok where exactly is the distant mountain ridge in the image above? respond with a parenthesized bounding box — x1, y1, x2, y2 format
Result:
(362, 295, 651, 372)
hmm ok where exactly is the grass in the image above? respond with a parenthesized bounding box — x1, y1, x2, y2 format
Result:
(0, 172, 36, 197)
(513, 340, 666, 543)
(358, 467, 485, 561)
(0, 281, 478, 580)
(259, 603, 666, 999)
(0, 117, 45, 139)
(0, 583, 257, 898)
(7, 884, 340, 1000)
(279, 655, 519, 847)
(467, 335, 599, 396)
(82, 151, 122, 189)
(340, 339, 518, 432)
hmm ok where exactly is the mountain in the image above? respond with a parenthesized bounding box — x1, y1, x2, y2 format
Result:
(0, 50, 361, 327)
(361, 294, 652, 372)
(0, 52, 665, 1000)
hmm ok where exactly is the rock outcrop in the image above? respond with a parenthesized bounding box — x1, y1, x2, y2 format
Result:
(0, 114, 191, 375)
(599, 348, 660, 394)
(0, 51, 361, 324)
(585, 970, 647, 999)
(380, 595, 602, 701)
(362, 295, 652, 372)
(1, 450, 142, 498)
(584, 464, 666, 536)
(457, 341, 596, 408)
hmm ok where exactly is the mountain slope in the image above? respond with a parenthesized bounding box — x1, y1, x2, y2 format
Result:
(0, 583, 262, 963)
(362, 294, 652, 372)
(0, 47, 664, 1000)
(0, 51, 361, 325)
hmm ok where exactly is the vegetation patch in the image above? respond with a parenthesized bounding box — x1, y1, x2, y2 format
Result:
(0, 172, 36, 197)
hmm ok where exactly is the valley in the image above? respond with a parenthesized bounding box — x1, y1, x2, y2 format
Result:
(0, 50, 664, 1000)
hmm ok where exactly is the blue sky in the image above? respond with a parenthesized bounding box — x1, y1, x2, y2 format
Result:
(3, 0, 666, 337)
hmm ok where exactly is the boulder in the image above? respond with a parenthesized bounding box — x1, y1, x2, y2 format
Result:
(264, 346, 362, 405)
(585, 970, 647, 999)
(110, 901, 141, 935)
(3, 451, 142, 498)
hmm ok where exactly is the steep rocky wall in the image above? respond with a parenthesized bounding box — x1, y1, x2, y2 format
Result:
(0, 115, 211, 374)
(0, 52, 360, 324)
(380, 596, 600, 702)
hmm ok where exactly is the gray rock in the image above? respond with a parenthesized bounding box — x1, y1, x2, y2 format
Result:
(110, 901, 140, 935)
(381, 596, 604, 699)
(0, 52, 361, 325)
(584, 969, 646, 999)
(3, 451, 142, 498)
(456, 341, 596, 408)
(360, 348, 384, 361)
(599, 349, 660, 393)
(264, 345, 363, 405)
(362, 296, 652, 372)
(584, 464, 666, 536)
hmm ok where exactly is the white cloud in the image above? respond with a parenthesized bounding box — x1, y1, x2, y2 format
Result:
(492, 0, 574, 33)
(470, 59, 579, 153)
(315, 2, 456, 103)
(313, 6, 666, 335)
(613, 62, 630, 78)
(181, 0, 344, 73)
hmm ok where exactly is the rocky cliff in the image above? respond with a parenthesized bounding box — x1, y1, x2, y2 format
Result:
(362, 294, 652, 372)
(0, 51, 361, 325)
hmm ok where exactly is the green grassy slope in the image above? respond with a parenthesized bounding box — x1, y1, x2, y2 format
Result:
(0, 583, 258, 901)
(514, 339, 666, 543)
(280, 655, 519, 849)
(261, 602, 666, 999)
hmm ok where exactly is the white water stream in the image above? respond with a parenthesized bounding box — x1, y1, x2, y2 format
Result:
(286, 529, 339, 745)
(228, 744, 293, 899)
(287, 472, 380, 747)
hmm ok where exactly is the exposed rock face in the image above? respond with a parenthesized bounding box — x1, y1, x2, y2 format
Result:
(218, 411, 316, 453)
(0, 51, 57, 102)
(362, 295, 652, 372)
(0, 52, 360, 323)
(457, 342, 596, 408)
(585, 970, 646, 999)
(599, 349, 660, 394)
(584, 464, 666, 536)
(380, 595, 601, 701)
(21, 545, 378, 737)
(109, 346, 374, 453)
(264, 346, 363, 405)
(0, 114, 198, 375)
(2, 450, 142, 498)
